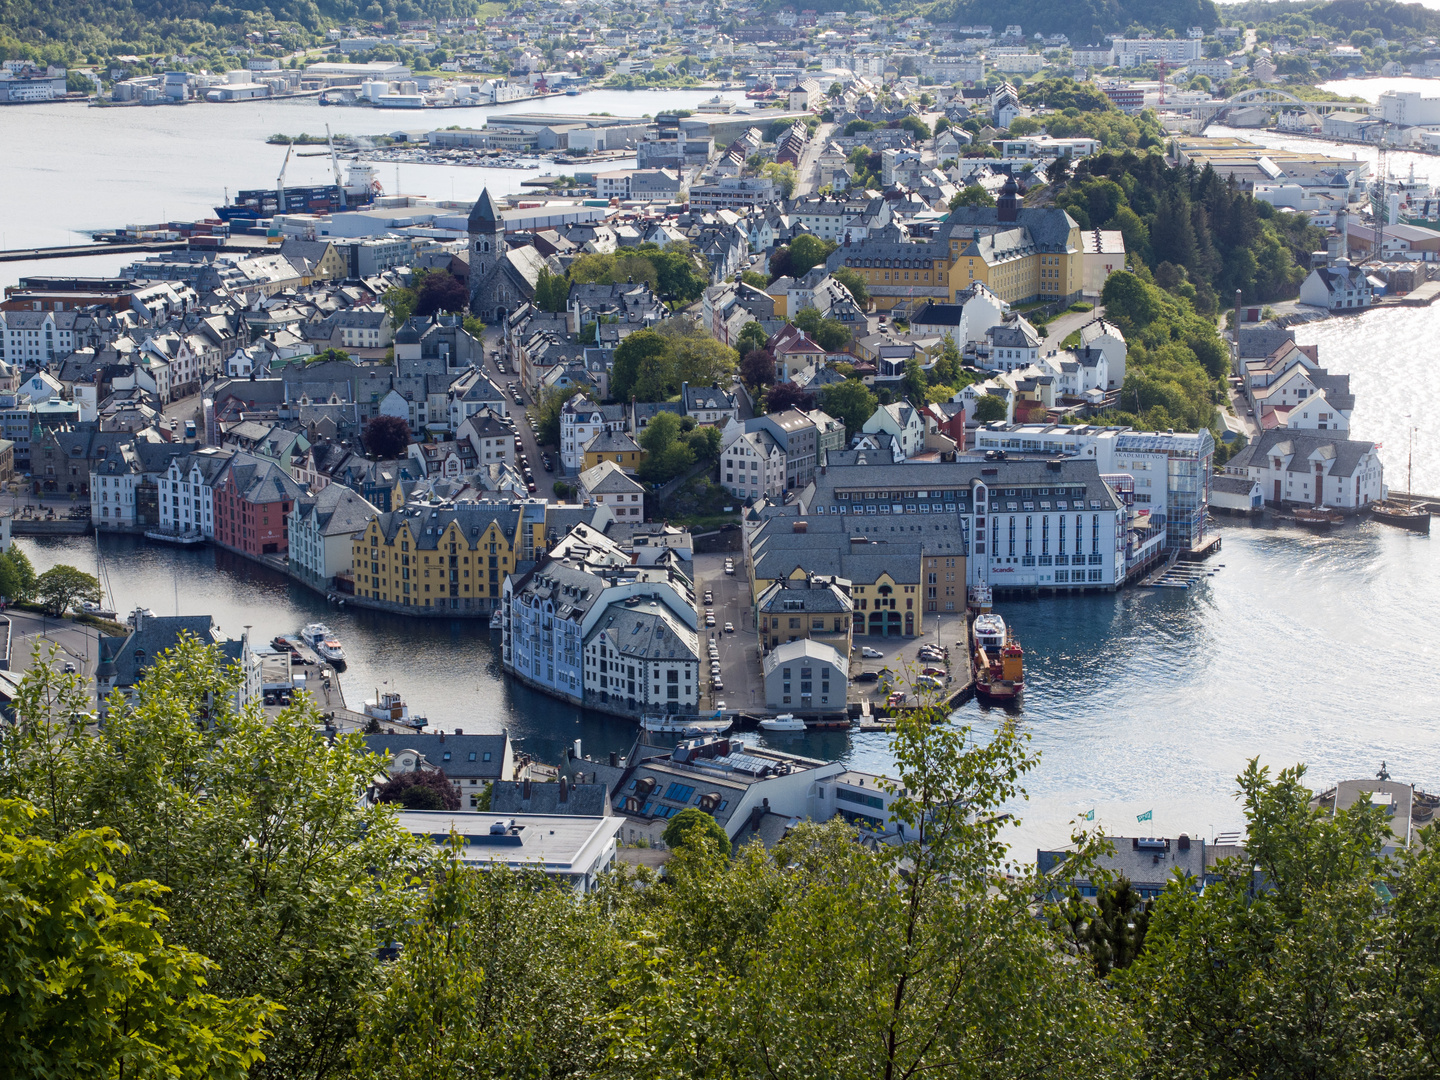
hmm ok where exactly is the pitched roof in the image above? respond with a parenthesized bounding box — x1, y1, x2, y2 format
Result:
(468, 188, 502, 230)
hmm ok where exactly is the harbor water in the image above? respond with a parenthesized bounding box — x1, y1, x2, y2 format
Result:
(20, 516, 1440, 860)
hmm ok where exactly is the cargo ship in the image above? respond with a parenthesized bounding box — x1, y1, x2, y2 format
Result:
(215, 136, 383, 221)
(971, 613, 1024, 703)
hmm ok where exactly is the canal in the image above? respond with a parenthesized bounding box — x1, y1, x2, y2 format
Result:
(18, 517, 1440, 860)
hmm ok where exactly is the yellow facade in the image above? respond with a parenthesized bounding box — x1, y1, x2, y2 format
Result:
(581, 446, 645, 474)
(352, 514, 522, 609)
(946, 234, 1083, 305)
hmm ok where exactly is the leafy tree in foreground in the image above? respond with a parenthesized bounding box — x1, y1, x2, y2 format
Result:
(662, 807, 731, 862)
(0, 798, 278, 1080)
(536, 384, 584, 447)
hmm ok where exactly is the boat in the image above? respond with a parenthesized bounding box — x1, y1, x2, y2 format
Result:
(1370, 428, 1431, 534)
(641, 714, 733, 737)
(214, 149, 381, 221)
(489, 608, 504, 630)
(759, 713, 807, 733)
(968, 583, 993, 612)
(1292, 506, 1342, 527)
(79, 600, 117, 620)
(126, 607, 157, 629)
(300, 623, 347, 667)
(971, 613, 1024, 703)
(364, 690, 427, 728)
(1371, 500, 1431, 534)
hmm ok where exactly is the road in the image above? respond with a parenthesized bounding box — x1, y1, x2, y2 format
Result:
(1041, 302, 1106, 346)
(793, 121, 836, 197)
(480, 325, 558, 494)
(4, 608, 106, 706)
(691, 550, 760, 713)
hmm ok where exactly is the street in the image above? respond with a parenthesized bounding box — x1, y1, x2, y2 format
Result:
(4, 608, 105, 698)
(480, 325, 559, 494)
(794, 121, 836, 196)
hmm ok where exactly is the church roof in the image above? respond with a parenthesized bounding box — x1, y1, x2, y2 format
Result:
(468, 188, 501, 230)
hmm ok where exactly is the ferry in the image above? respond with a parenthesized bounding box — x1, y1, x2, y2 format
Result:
(641, 713, 733, 737)
(300, 623, 347, 667)
(759, 713, 807, 733)
(364, 690, 427, 728)
(971, 613, 1024, 703)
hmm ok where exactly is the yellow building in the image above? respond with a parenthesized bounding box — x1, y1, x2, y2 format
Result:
(832, 182, 1082, 311)
(580, 430, 646, 474)
(352, 503, 528, 611)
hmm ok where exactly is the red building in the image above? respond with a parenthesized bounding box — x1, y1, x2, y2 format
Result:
(212, 452, 303, 556)
(923, 401, 968, 450)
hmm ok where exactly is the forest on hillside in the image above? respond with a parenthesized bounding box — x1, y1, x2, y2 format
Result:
(926, 0, 1219, 42)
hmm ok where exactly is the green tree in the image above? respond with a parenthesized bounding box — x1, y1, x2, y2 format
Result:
(901, 354, 928, 403)
(760, 161, 798, 199)
(736, 320, 770, 360)
(380, 284, 419, 327)
(1123, 760, 1405, 1080)
(0, 799, 278, 1080)
(34, 564, 101, 616)
(656, 320, 738, 389)
(972, 394, 1008, 423)
(950, 184, 996, 209)
(931, 333, 964, 386)
(663, 807, 731, 861)
(375, 768, 461, 811)
(898, 114, 931, 140)
(533, 266, 569, 312)
(610, 328, 675, 403)
(740, 270, 770, 290)
(832, 266, 869, 307)
(0, 545, 37, 601)
(307, 347, 353, 365)
(0, 635, 431, 1080)
(786, 234, 836, 278)
(819, 379, 878, 439)
(638, 411, 696, 482)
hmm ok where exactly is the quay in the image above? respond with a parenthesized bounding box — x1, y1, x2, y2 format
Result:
(0, 240, 187, 263)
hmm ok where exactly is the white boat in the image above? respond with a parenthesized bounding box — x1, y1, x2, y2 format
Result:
(489, 608, 504, 630)
(972, 614, 1007, 651)
(759, 713, 807, 733)
(126, 607, 157, 629)
(301, 623, 346, 666)
(641, 714, 733, 737)
(364, 690, 427, 728)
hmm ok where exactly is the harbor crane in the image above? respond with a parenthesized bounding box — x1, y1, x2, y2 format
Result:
(276, 142, 293, 214)
(327, 125, 346, 209)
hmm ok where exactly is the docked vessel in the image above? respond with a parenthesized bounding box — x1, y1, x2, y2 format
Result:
(126, 607, 157, 628)
(641, 714, 733, 737)
(759, 713, 807, 733)
(968, 583, 993, 613)
(364, 690, 427, 728)
(301, 623, 347, 667)
(1292, 506, 1342, 527)
(215, 140, 381, 221)
(971, 613, 1024, 703)
(489, 608, 505, 630)
(1371, 500, 1431, 534)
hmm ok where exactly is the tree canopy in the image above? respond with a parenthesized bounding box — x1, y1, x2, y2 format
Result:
(609, 322, 737, 404)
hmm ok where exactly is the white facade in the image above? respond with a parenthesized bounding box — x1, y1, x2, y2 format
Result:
(1286, 389, 1350, 432)
(157, 448, 229, 536)
(721, 430, 785, 502)
(91, 464, 139, 527)
(560, 396, 626, 472)
(861, 402, 927, 461)
(763, 638, 847, 712)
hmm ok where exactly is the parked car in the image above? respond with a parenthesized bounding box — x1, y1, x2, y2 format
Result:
(861, 646, 884, 659)
(914, 674, 943, 691)
(921, 666, 947, 678)
(715, 700, 727, 711)
(856, 671, 880, 683)
(712, 679, 724, 692)
(526, 480, 537, 492)
(63, 661, 77, 674)
(724, 622, 734, 633)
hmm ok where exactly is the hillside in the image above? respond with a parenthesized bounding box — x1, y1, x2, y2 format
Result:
(927, 0, 1219, 42)
(0, 0, 486, 60)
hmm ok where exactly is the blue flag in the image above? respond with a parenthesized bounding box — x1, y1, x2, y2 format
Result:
(1137, 809, 1153, 823)
(1083, 809, 1095, 822)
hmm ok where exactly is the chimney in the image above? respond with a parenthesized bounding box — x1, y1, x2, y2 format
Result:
(559, 775, 569, 802)
(609, 750, 618, 768)
(522, 777, 531, 800)
(455, 728, 463, 735)
(574, 738, 582, 759)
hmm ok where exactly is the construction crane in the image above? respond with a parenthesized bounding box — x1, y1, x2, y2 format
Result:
(1157, 58, 1167, 107)
(276, 142, 293, 215)
(327, 124, 346, 209)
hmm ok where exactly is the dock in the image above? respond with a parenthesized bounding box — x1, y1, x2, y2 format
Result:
(0, 240, 187, 263)
(1403, 281, 1440, 306)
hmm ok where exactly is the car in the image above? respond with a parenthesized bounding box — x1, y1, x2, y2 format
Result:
(496, 361, 507, 373)
(712, 680, 724, 692)
(856, 671, 880, 683)
(918, 650, 946, 663)
(703, 592, 713, 603)
(543, 460, 553, 472)
(715, 700, 727, 711)
(526, 480, 537, 492)
(62, 661, 77, 674)
(705, 618, 716, 628)
(724, 564, 735, 575)
(921, 666, 947, 678)
(887, 691, 906, 706)
(914, 674, 944, 691)
(724, 622, 734, 633)
(861, 646, 884, 659)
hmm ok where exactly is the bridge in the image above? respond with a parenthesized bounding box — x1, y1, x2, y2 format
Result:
(1181, 88, 1361, 131)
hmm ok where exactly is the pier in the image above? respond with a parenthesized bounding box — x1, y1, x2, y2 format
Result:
(0, 240, 187, 263)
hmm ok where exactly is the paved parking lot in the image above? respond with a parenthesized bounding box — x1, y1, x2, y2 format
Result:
(691, 551, 762, 713)
(848, 613, 970, 707)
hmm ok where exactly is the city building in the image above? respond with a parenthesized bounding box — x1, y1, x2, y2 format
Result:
(577, 459, 646, 520)
(392, 810, 622, 892)
(1039, 833, 1208, 900)
(211, 452, 303, 557)
(763, 638, 848, 713)
(363, 730, 514, 808)
(755, 573, 854, 654)
(288, 483, 380, 590)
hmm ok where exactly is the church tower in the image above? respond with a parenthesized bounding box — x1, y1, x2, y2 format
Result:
(467, 188, 505, 315)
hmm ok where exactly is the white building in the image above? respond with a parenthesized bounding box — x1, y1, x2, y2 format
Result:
(394, 810, 622, 893)
(577, 459, 646, 520)
(1081, 229, 1127, 299)
(1299, 261, 1373, 312)
(1228, 429, 1384, 511)
(721, 428, 786, 502)
(560, 395, 627, 472)
(288, 484, 379, 589)
(861, 401, 927, 461)
(763, 638, 848, 713)
(1112, 36, 1202, 66)
(1078, 317, 1128, 389)
(91, 445, 141, 528)
(156, 446, 232, 537)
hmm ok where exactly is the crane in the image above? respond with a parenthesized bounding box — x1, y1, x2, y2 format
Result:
(327, 124, 346, 209)
(276, 142, 294, 214)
